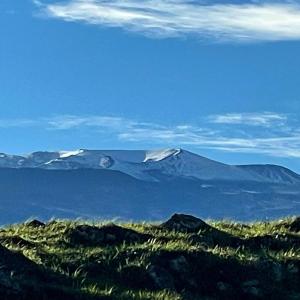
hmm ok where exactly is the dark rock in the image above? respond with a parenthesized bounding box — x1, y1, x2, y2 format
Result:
(66, 223, 151, 246)
(289, 217, 300, 232)
(26, 219, 45, 228)
(242, 280, 262, 297)
(147, 265, 175, 290)
(217, 281, 232, 292)
(168, 255, 197, 289)
(169, 255, 189, 273)
(160, 214, 211, 233)
(287, 262, 299, 274)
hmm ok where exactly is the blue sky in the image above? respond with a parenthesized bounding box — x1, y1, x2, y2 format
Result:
(2, 0, 300, 171)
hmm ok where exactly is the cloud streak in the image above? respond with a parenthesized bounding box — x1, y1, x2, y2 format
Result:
(0, 119, 38, 128)
(2, 113, 300, 158)
(208, 112, 288, 126)
(36, 0, 300, 42)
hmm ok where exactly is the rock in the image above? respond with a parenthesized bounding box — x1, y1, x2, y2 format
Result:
(66, 224, 151, 246)
(160, 214, 211, 233)
(147, 265, 175, 290)
(169, 255, 189, 273)
(272, 263, 283, 282)
(26, 219, 45, 228)
(289, 217, 300, 232)
(217, 281, 227, 291)
(217, 281, 232, 292)
(168, 255, 198, 289)
(99, 156, 114, 168)
(242, 280, 262, 297)
(287, 263, 299, 274)
(243, 286, 261, 297)
(243, 280, 259, 287)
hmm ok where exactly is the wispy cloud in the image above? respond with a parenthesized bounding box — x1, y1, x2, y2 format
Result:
(35, 0, 300, 42)
(2, 113, 300, 157)
(117, 124, 300, 158)
(0, 119, 38, 128)
(46, 115, 132, 130)
(208, 112, 288, 126)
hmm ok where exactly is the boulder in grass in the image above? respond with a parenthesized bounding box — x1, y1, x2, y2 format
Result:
(147, 265, 175, 290)
(26, 219, 45, 228)
(66, 223, 151, 246)
(289, 217, 300, 232)
(160, 214, 211, 233)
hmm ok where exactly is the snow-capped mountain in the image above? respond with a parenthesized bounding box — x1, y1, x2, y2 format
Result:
(1, 148, 300, 224)
(1, 148, 299, 184)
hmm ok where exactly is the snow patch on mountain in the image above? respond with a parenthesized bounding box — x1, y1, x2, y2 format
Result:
(59, 150, 84, 158)
(144, 148, 181, 162)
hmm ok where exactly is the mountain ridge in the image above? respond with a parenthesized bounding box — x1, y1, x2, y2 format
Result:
(1, 148, 299, 184)
(1, 148, 300, 223)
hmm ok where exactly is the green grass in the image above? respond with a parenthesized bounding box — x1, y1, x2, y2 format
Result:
(0, 216, 300, 300)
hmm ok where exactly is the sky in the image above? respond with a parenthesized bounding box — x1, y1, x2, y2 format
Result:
(1, 0, 300, 171)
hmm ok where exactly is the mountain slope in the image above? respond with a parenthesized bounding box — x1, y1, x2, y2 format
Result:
(1, 148, 299, 184)
(1, 149, 300, 223)
(238, 164, 300, 184)
(0, 168, 300, 224)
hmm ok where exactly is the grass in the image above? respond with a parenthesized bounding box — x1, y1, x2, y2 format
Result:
(0, 215, 299, 300)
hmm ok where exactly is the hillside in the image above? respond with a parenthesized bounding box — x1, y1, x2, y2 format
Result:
(1, 214, 300, 300)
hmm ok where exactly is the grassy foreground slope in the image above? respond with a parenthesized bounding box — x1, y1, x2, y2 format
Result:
(0, 214, 300, 300)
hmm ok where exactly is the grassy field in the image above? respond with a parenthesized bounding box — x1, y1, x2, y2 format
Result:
(0, 214, 299, 300)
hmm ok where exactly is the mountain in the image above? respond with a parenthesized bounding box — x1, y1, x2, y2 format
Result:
(1, 148, 300, 224)
(1, 148, 298, 183)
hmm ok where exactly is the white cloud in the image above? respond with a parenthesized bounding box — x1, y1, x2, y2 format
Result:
(36, 0, 300, 42)
(0, 119, 38, 128)
(208, 112, 287, 126)
(3, 113, 300, 158)
(46, 115, 131, 130)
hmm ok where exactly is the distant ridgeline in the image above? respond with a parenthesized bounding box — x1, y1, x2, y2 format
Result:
(1, 149, 300, 224)
(0, 214, 300, 300)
